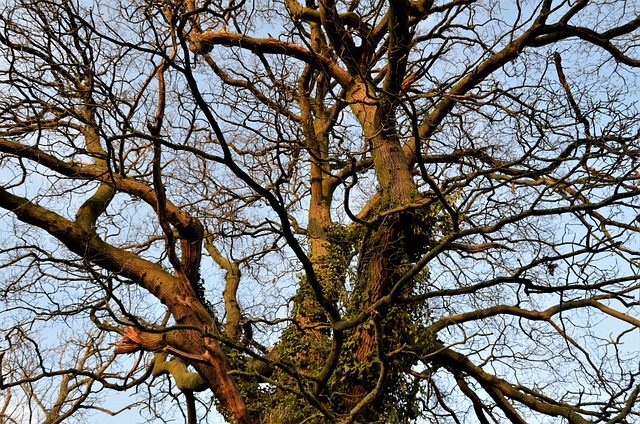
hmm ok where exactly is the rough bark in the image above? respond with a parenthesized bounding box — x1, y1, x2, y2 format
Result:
(0, 188, 251, 424)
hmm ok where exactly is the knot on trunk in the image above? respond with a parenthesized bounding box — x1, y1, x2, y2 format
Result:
(189, 31, 214, 54)
(114, 326, 166, 354)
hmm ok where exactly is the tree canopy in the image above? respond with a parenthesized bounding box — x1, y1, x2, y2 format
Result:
(0, 0, 639, 423)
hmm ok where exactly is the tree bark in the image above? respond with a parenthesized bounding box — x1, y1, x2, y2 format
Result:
(0, 188, 251, 424)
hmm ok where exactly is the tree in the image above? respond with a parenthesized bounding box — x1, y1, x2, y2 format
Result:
(0, 0, 639, 422)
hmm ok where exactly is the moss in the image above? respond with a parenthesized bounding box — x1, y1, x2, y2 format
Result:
(236, 195, 451, 422)
(152, 352, 207, 392)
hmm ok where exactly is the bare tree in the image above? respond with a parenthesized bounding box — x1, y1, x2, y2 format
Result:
(0, 0, 639, 423)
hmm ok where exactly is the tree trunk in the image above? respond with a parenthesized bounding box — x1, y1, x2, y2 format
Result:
(342, 79, 419, 416)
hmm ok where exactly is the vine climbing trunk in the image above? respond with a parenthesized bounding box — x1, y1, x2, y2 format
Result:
(343, 78, 420, 415)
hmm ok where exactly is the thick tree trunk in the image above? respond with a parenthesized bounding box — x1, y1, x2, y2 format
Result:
(343, 79, 419, 415)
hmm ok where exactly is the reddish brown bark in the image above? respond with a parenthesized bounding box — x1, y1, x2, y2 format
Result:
(0, 188, 251, 424)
